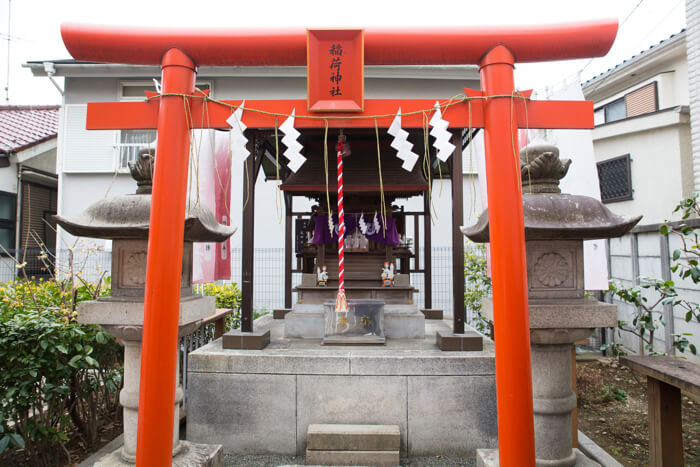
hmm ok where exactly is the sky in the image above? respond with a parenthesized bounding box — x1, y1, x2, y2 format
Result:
(0, 0, 687, 105)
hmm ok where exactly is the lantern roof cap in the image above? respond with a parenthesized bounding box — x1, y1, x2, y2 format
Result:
(55, 150, 236, 242)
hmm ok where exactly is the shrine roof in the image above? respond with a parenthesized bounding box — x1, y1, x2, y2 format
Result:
(0, 105, 60, 154)
(280, 134, 430, 196)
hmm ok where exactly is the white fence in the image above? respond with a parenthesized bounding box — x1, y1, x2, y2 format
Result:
(607, 219, 700, 363)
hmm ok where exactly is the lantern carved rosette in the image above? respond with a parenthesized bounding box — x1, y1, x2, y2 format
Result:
(463, 142, 641, 467)
(55, 149, 234, 465)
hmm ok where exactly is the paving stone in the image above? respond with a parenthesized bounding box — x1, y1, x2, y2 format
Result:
(307, 424, 400, 451)
(305, 449, 400, 466)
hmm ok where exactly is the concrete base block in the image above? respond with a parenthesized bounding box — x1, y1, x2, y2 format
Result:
(284, 304, 425, 339)
(284, 311, 325, 338)
(436, 330, 483, 351)
(307, 424, 400, 451)
(273, 308, 292, 319)
(305, 449, 399, 466)
(476, 448, 600, 467)
(222, 329, 270, 349)
(188, 318, 496, 458)
(421, 309, 443, 320)
(384, 307, 425, 338)
(93, 441, 223, 467)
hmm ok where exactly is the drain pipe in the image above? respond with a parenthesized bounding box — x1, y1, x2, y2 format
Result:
(14, 163, 21, 263)
(43, 62, 63, 96)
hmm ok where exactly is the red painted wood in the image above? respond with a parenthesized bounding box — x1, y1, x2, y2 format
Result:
(134, 48, 196, 467)
(307, 29, 364, 112)
(61, 20, 617, 66)
(85, 98, 593, 130)
(480, 45, 535, 466)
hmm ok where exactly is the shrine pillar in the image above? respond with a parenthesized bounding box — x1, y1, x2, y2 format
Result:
(137, 48, 197, 466)
(479, 45, 536, 466)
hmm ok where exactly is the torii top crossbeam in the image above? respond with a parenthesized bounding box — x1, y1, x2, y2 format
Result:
(62, 21, 616, 65)
(61, 20, 617, 467)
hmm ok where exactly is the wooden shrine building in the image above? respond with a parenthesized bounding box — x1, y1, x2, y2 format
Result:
(240, 127, 469, 337)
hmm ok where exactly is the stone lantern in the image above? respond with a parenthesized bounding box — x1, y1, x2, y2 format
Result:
(55, 150, 235, 466)
(462, 142, 641, 467)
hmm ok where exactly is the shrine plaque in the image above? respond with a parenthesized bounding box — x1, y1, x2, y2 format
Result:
(307, 28, 364, 112)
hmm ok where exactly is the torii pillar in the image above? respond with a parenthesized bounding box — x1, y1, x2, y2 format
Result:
(61, 20, 617, 467)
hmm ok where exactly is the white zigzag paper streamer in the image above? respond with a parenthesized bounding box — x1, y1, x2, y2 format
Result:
(387, 108, 419, 172)
(358, 213, 367, 235)
(429, 102, 456, 162)
(279, 109, 307, 173)
(225, 101, 249, 164)
(373, 211, 381, 234)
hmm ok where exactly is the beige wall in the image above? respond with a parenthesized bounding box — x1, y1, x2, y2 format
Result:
(593, 109, 691, 224)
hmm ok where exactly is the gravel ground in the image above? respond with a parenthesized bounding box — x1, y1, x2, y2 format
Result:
(223, 453, 476, 466)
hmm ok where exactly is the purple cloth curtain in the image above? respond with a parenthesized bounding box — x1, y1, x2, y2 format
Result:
(312, 213, 400, 246)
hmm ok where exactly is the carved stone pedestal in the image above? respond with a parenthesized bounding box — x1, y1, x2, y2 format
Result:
(79, 295, 215, 463)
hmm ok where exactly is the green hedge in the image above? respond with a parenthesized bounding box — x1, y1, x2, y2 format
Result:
(202, 282, 243, 330)
(0, 279, 122, 466)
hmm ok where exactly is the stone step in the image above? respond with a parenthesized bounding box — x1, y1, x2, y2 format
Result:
(307, 424, 400, 451)
(305, 449, 400, 466)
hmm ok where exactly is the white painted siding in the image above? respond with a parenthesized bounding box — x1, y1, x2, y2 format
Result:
(62, 105, 116, 173)
(687, 0, 700, 190)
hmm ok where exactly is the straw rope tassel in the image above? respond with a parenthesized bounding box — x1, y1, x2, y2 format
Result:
(335, 138, 348, 314)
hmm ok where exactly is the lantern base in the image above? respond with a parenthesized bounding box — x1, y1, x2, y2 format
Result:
(94, 440, 223, 467)
(476, 448, 599, 467)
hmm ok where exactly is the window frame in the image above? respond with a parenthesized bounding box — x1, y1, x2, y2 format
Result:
(0, 190, 16, 252)
(116, 80, 213, 170)
(602, 97, 626, 124)
(597, 154, 633, 204)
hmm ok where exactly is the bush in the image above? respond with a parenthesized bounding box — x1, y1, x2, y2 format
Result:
(464, 242, 492, 334)
(202, 282, 243, 330)
(0, 279, 123, 466)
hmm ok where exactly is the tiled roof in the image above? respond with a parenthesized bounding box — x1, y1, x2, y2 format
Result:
(583, 29, 686, 88)
(0, 105, 60, 154)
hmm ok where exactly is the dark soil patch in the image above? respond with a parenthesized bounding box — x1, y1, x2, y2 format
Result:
(0, 413, 122, 466)
(577, 358, 700, 466)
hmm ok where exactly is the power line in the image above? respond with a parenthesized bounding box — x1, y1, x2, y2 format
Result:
(578, 0, 647, 76)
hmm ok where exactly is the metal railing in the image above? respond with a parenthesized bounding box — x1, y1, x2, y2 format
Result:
(179, 308, 234, 416)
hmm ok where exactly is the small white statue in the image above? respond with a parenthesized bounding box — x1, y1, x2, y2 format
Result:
(382, 262, 394, 281)
(317, 265, 328, 286)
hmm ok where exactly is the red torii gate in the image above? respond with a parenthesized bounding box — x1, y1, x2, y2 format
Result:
(61, 20, 617, 467)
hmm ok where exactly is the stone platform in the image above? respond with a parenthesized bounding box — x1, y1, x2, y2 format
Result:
(284, 303, 425, 339)
(186, 316, 497, 457)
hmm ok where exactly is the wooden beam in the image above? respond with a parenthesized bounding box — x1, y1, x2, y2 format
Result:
(451, 129, 465, 334)
(240, 132, 258, 333)
(85, 98, 594, 130)
(648, 378, 684, 466)
(284, 193, 293, 309)
(423, 193, 432, 310)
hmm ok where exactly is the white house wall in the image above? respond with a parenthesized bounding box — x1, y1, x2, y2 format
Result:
(22, 148, 57, 174)
(0, 158, 18, 194)
(592, 109, 692, 225)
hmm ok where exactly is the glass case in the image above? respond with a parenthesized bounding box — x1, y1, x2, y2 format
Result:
(323, 299, 385, 345)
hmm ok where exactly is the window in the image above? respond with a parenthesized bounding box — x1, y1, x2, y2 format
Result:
(0, 191, 15, 251)
(603, 99, 626, 123)
(597, 155, 632, 203)
(597, 82, 658, 125)
(117, 81, 212, 169)
(119, 129, 155, 170)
